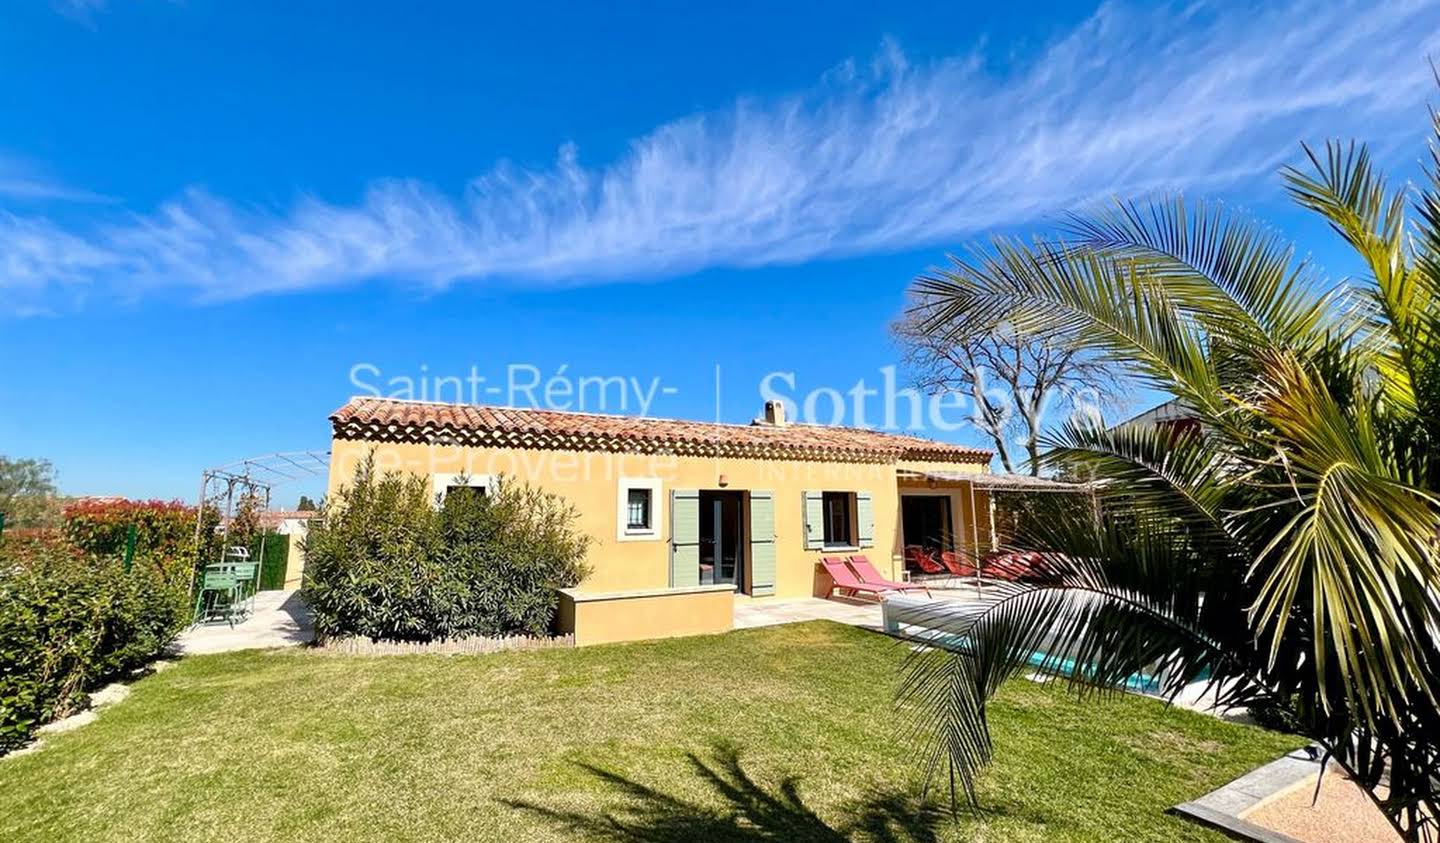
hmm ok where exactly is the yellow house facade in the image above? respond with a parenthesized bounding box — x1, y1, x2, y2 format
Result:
(326, 396, 993, 644)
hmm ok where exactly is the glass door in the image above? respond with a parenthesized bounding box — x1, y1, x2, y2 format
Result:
(700, 491, 745, 588)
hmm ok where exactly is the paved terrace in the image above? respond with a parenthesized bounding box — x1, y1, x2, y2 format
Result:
(735, 580, 984, 630)
(173, 589, 314, 655)
(172, 580, 987, 654)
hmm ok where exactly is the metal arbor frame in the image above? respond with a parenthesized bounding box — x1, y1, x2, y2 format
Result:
(189, 450, 329, 619)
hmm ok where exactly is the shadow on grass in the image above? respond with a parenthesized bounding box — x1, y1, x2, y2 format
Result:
(505, 742, 943, 842)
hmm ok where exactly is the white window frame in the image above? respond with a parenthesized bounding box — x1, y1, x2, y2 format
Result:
(616, 477, 663, 541)
(432, 472, 494, 508)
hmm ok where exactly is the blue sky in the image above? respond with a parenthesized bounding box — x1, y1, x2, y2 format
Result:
(3, 0, 1439, 502)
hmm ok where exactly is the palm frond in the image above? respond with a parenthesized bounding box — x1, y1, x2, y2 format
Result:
(1402, 109, 1440, 472)
(1039, 419, 1244, 560)
(1063, 197, 1335, 350)
(913, 238, 1220, 407)
(899, 518, 1255, 807)
(1283, 141, 1423, 419)
(1246, 353, 1440, 723)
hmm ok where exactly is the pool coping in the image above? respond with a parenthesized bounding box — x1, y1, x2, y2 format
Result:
(1171, 747, 1324, 843)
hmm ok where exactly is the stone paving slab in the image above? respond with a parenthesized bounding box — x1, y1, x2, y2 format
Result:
(174, 589, 314, 655)
(732, 587, 983, 631)
(733, 596, 884, 629)
(1174, 749, 1324, 843)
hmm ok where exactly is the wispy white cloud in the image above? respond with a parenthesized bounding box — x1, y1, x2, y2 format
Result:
(5, 0, 1440, 314)
(0, 154, 115, 205)
(51, 0, 109, 26)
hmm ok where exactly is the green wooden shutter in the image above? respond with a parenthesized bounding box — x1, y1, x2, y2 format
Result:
(670, 489, 700, 588)
(803, 490, 824, 550)
(856, 491, 875, 547)
(749, 491, 776, 596)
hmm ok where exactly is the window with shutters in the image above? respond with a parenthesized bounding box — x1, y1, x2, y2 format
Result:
(822, 491, 856, 548)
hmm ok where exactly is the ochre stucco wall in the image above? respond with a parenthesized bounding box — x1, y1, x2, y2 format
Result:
(556, 585, 734, 646)
(328, 438, 989, 599)
(281, 526, 307, 589)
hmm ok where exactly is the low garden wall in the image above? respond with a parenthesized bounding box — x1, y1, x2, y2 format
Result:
(555, 584, 735, 647)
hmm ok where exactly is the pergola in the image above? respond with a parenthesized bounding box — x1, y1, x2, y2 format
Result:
(896, 469, 1095, 587)
(189, 450, 329, 617)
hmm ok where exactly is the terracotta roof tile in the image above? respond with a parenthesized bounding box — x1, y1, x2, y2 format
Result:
(330, 397, 991, 465)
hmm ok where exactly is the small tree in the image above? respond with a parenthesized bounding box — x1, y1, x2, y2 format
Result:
(0, 456, 59, 529)
(900, 124, 1440, 839)
(892, 308, 1122, 475)
(227, 492, 263, 553)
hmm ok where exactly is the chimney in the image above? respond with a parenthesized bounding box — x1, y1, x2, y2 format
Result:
(762, 400, 787, 427)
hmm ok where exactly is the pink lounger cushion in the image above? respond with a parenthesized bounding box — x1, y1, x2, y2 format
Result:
(820, 556, 889, 598)
(847, 555, 932, 596)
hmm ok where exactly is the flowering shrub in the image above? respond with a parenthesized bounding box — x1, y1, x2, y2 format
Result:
(62, 499, 200, 585)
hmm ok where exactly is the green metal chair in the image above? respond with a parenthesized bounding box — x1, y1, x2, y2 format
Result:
(230, 562, 259, 615)
(193, 569, 240, 626)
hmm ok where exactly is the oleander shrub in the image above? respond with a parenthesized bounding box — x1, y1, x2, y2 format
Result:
(303, 455, 590, 642)
(437, 476, 591, 637)
(0, 534, 188, 754)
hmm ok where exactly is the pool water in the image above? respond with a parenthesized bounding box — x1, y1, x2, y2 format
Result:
(1025, 649, 1162, 694)
(912, 630, 1164, 694)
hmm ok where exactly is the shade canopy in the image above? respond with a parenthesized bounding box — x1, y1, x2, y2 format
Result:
(897, 470, 1091, 493)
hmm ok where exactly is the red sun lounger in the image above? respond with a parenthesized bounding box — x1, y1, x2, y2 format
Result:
(847, 555, 931, 598)
(820, 556, 896, 600)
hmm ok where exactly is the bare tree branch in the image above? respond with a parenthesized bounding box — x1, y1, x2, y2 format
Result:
(893, 295, 1128, 475)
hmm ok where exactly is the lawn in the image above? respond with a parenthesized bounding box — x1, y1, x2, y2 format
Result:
(0, 621, 1302, 842)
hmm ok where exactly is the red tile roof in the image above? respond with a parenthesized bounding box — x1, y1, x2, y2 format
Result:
(330, 397, 991, 465)
(258, 510, 318, 528)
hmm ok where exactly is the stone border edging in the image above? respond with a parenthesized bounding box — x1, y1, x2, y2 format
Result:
(1171, 801, 1306, 843)
(315, 633, 574, 655)
(1172, 748, 1324, 843)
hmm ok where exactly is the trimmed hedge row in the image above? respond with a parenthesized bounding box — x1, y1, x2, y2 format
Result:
(63, 499, 195, 563)
(254, 533, 290, 591)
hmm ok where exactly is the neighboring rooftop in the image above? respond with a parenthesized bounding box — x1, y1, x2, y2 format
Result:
(218, 510, 317, 530)
(901, 469, 1091, 492)
(330, 397, 992, 465)
(258, 510, 318, 529)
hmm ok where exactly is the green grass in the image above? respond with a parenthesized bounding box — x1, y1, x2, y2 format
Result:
(0, 622, 1301, 842)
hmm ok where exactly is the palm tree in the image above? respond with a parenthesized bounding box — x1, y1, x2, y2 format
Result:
(900, 116, 1440, 840)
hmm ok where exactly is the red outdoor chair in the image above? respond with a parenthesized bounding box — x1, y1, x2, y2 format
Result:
(981, 550, 1048, 581)
(938, 551, 977, 577)
(904, 545, 945, 575)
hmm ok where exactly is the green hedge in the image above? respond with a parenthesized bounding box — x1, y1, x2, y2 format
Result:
(62, 499, 195, 564)
(303, 456, 590, 642)
(0, 533, 188, 754)
(254, 533, 289, 592)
